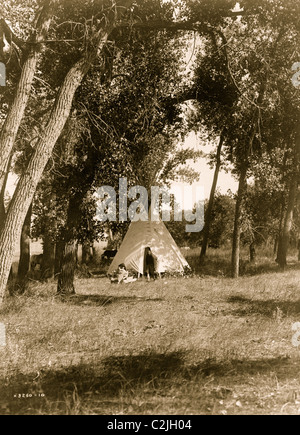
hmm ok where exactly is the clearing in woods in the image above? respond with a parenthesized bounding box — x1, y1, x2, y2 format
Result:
(1, 247, 300, 415)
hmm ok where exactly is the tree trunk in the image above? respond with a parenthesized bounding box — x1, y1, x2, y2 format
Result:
(0, 55, 101, 304)
(41, 235, 56, 281)
(231, 106, 265, 278)
(0, 153, 13, 227)
(249, 242, 256, 263)
(274, 236, 278, 255)
(231, 163, 248, 278)
(0, 5, 53, 194)
(55, 240, 64, 277)
(276, 121, 300, 269)
(82, 241, 93, 264)
(57, 190, 89, 295)
(57, 241, 77, 296)
(275, 180, 287, 261)
(200, 133, 224, 263)
(0, 2, 135, 304)
(231, 77, 269, 278)
(56, 194, 82, 295)
(276, 174, 298, 270)
(0, 60, 92, 304)
(109, 228, 114, 246)
(13, 203, 32, 294)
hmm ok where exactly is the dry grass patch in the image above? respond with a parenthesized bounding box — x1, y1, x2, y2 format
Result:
(1, 250, 300, 414)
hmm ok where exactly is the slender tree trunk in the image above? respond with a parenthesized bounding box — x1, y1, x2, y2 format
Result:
(231, 163, 248, 278)
(57, 241, 77, 296)
(0, 153, 13, 226)
(82, 241, 93, 264)
(275, 167, 288, 261)
(13, 203, 32, 294)
(75, 242, 79, 266)
(231, 99, 266, 278)
(200, 133, 224, 263)
(55, 240, 64, 277)
(0, 183, 6, 226)
(276, 122, 300, 269)
(0, 2, 135, 304)
(109, 228, 114, 246)
(41, 235, 56, 280)
(276, 174, 298, 270)
(274, 236, 278, 255)
(249, 241, 256, 263)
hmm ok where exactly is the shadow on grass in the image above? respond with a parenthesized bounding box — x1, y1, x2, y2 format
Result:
(0, 351, 184, 414)
(2, 350, 300, 414)
(227, 295, 300, 318)
(60, 294, 164, 307)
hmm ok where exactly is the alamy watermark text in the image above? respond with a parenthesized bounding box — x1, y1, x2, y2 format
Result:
(95, 178, 204, 233)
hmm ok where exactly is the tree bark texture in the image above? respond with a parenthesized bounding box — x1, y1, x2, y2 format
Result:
(276, 122, 300, 269)
(55, 240, 64, 277)
(249, 242, 256, 263)
(57, 241, 77, 296)
(0, 152, 12, 227)
(231, 163, 248, 278)
(0, 1, 140, 303)
(0, 55, 104, 303)
(276, 173, 298, 269)
(231, 79, 268, 278)
(0, 5, 53, 194)
(56, 194, 82, 295)
(13, 202, 32, 294)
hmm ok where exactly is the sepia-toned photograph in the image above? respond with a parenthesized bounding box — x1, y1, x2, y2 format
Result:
(0, 0, 300, 417)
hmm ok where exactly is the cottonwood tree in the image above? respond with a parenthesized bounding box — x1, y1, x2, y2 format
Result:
(245, 151, 287, 260)
(183, 0, 300, 277)
(185, 26, 239, 262)
(226, 0, 300, 276)
(39, 21, 196, 294)
(239, 0, 300, 270)
(0, 0, 138, 304)
(1, 0, 288, 302)
(271, 66, 300, 268)
(196, 1, 296, 277)
(0, 0, 211, 301)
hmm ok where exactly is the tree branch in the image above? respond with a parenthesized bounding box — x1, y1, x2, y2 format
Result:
(163, 88, 197, 106)
(215, 28, 265, 110)
(0, 18, 26, 52)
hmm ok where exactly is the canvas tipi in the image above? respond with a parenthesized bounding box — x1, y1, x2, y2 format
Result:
(107, 219, 190, 276)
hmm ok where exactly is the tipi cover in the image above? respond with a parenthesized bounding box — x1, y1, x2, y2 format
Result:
(107, 219, 190, 275)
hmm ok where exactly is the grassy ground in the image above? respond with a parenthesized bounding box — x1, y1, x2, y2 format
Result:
(1, 247, 300, 415)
